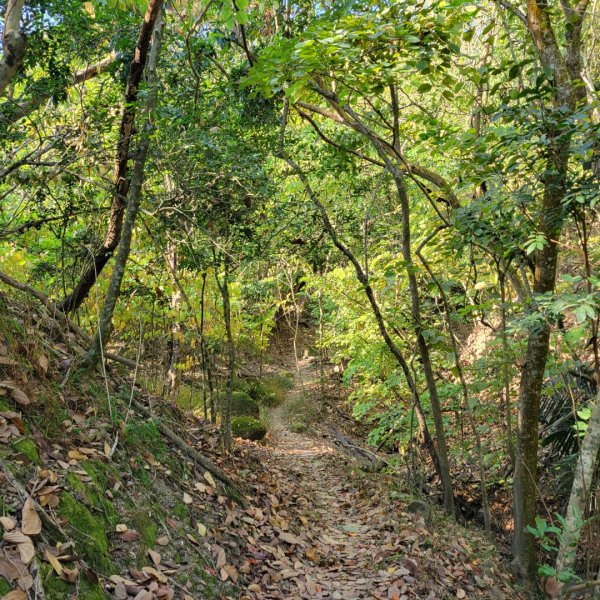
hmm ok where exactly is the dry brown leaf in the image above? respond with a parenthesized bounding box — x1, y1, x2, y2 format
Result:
(142, 566, 167, 583)
(44, 547, 63, 576)
(279, 532, 301, 545)
(67, 449, 87, 461)
(182, 492, 193, 505)
(17, 540, 35, 565)
(223, 564, 239, 583)
(21, 497, 41, 535)
(147, 548, 161, 565)
(0, 516, 16, 531)
(60, 566, 79, 583)
(10, 388, 30, 406)
(115, 524, 128, 532)
(119, 529, 141, 542)
(156, 535, 169, 546)
(2, 590, 28, 600)
(203, 471, 216, 487)
(216, 548, 226, 569)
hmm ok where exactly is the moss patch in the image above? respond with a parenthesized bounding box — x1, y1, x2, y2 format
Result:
(0, 578, 13, 595)
(66, 460, 118, 527)
(290, 420, 307, 433)
(231, 416, 267, 440)
(41, 564, 106, 600)
(0, 396, 13, 412)
(58, 491, 112, 573)
(122, 420, 167, 461)
(172, 500, 190, 524)
(11, 437, 41, 465)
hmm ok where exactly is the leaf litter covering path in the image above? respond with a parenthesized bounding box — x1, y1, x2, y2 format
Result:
(239, 358, 520, 600)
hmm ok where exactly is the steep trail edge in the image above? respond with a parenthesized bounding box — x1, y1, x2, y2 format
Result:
(238, 357, 519, 599)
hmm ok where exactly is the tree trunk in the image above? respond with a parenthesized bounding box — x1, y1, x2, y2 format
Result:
(216, 257, 234, 451)
(0, 0, 27, 98)
(84, 6, 163, 366)
(555, 392, 600, 585)
(199, 271, 209, 420)
(58, 0, 162, 313)
(339, 98, 455, 514)
(510, 0, 584, 582)
(166, 243, 183, 400)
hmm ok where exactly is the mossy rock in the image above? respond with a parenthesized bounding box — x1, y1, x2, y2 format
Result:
(245, 375, 292, 408)
(231, 417, 267, 441)
(290, 421, 307, 433)
(58, 491, 112, 572)
(11, 437, 41, 465)
(218, 391, 259, 417)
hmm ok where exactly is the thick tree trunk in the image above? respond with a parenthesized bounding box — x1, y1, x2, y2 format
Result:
(510, 0, 584, 582)
(512, 150, 565, 582)
(0, 0, 27, 98)
(59, 0, 162, 313)
(84, 7, 163, 366)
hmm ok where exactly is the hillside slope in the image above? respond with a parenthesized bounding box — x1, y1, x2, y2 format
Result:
(0, 293, 523, 599)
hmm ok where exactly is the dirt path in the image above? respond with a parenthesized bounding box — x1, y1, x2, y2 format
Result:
(239, 358, 518, 599)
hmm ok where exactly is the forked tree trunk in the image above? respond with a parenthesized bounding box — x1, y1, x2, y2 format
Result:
(278, 107, 445, 489)
(340, 99, 455, 515)
(84, 7, 164, 366)
(59, 0, 162, 313)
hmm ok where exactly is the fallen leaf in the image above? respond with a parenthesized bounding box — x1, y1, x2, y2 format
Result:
(44, 548, 63, 576)
(456, 590, 466, 599)
(60, 565, 79, 583)
(21, 497, 41, 535)
(196, 522, 207, 537)
(67, 449, 87, 461)
(10, 388, 30, 406)
(182, 492, 193, 505)
(115, 524, 128, 532)
(17, 540, 35, 565)
(216, 548, 226, 569)
(2, 590, 28, 599)
(279, 532, 302, 545)
(0, 516, 16, 531)
(203, 472, 216, 487)
(156, 535, 169, 546)
(148, 548, 161, 565)
(119, 529, 141, 542)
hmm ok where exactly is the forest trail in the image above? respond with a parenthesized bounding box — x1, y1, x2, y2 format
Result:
(240, 357, 515, 599)
(256, 355, 405, 599)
